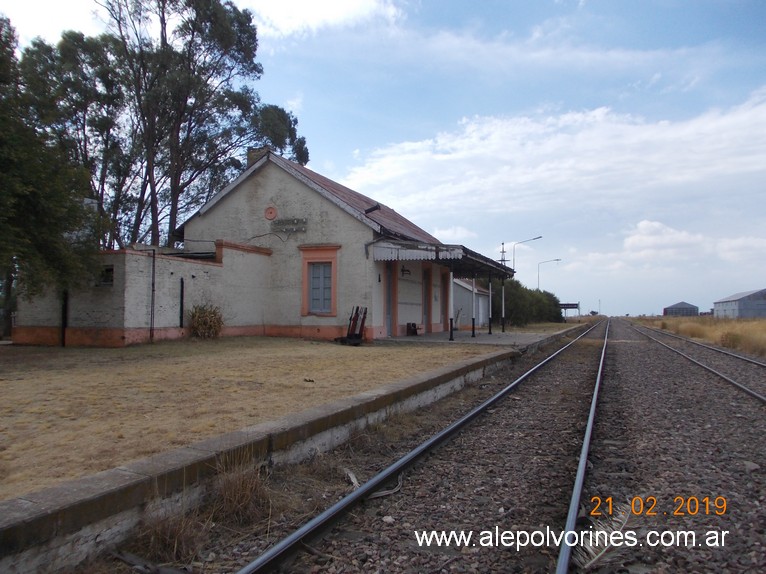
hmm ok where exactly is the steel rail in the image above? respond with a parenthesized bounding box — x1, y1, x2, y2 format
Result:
(629, 323, 766, 403)
(236, 322, 603, 574)
(555, 319, 611, 574)
(634, 322, 766, 368)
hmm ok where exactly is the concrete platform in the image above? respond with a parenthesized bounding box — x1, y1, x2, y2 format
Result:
(385, 327, 566, 348)
(0, 325, 582, 573)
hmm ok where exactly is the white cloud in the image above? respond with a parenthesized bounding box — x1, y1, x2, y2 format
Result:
(244, 0, 402, 38)
(342, 89, 766, 222)
(716, 236, 766, 263)
(563, 221, 766, 283)
(432, 226, 478, 243)
(542, 223, 752, 314)
(623, 221, 709, 262)
(5, 0, 403, 46)
(384, 21, 725, 92)
(4, 0, 106, 46)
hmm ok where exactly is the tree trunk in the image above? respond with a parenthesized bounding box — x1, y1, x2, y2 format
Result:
(2, 264, 14, 339)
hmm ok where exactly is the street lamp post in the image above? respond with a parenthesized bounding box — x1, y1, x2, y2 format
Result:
(499, 236, 542, 332)
(512, 235, 542, 270)
(537, 258, 561, 290)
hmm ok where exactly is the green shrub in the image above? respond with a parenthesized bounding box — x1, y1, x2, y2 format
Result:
(189, 304, 223, 339)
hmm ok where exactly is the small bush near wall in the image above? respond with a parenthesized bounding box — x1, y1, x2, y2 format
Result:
(189, 304, 224, 339)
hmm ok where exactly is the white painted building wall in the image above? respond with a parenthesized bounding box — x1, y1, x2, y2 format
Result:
(397, 262, 423, 325)
(13, 247, 267, 345)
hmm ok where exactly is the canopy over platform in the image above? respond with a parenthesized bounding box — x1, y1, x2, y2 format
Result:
(369, 239, 513, 279)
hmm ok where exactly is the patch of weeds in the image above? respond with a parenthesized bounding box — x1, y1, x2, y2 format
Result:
(209, 459, 271, 526)
(134, 506, 212, 565)
(366, 413, 423, 445)
(189, 303, 224, 339)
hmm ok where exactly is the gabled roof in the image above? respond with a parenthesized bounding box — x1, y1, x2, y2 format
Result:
(188, 149, 438, 244)
(289, 160, 440, 244)
(714, 288, 766, 303)
(180, 149, 512, 278)
(664, 301, 698, 309)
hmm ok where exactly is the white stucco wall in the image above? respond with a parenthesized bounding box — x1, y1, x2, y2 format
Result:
(216, 246, 271, 326)
(69, 253, 127, 328)
(120, 250, 224, 330)
(15, 253, 128, 329)
(397, 262, 423, 325)
(15, 288, 64, 328)
(429, 267, 444, 327)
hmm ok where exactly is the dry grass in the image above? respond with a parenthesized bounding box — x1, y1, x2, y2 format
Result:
(635, 316, 766, 357)
(0, 335, 519, 502)
(210, 455, 272, 526)
(130, 457, 271, 566)
(65, 343, 574, 574)
(134, 507, 213, 565)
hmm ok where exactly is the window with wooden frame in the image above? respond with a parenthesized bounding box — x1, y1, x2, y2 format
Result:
(300, 245, 340, 316)
(309, 262, 332, 313)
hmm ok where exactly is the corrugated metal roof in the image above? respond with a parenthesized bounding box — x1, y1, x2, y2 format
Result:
(714, 288, 766, 303)
(283, 158, 440, 244)
(664, 301, 698, 309)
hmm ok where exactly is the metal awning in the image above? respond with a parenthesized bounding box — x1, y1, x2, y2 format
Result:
(372, 241, 462, 262)
(370, 240, 513, 278)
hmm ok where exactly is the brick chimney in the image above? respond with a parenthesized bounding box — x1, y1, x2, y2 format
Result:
(246, 146, 271, 168)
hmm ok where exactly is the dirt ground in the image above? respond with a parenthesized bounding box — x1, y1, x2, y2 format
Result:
(0, 333, 528, 502)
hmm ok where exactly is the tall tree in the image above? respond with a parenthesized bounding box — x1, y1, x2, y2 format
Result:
(20, 31, 136, 248)
(16, 1, 309, 249)
(0, 18, 99, 327)
(258, 104, 309, 165)
(99, 0, 309, 246)
(489, 277, 564, 326)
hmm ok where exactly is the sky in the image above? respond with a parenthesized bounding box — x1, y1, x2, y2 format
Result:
(3, 0, 766, 316)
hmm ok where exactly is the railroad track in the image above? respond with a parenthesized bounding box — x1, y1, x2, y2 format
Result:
(578, 319, 765, 573)
(628, 321, 766, 402)
(109, 319, 764, 573)
(233, 322, 612, 573)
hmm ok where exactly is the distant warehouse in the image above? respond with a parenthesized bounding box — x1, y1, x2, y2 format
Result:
(713, 289, 766, 319)
(663, 301, 699, 317)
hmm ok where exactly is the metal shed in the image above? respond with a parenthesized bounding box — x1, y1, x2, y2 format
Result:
(662, 301, 699, 317)
(452, 278, 490, 328)
(713, 289, 766, 319)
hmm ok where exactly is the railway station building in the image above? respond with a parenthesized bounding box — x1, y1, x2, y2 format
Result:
(13, 149, 512, 347)
(713, 289, 766, 319)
